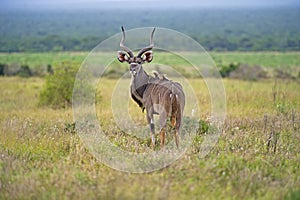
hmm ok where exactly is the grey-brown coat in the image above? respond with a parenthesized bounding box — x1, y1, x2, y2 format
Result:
(117, 26, 185, 148)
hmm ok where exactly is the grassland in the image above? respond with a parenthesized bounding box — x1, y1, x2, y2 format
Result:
(1, 75, 300, 199)
(210, 51, 300, 68)
(0, 52, 87, 68)
(1, 51, 300, 68)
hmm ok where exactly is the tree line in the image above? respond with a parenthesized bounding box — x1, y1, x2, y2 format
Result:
(0, 7, 299, 52)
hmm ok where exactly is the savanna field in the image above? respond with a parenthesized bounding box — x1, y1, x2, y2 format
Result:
(0, 52, 300, 199)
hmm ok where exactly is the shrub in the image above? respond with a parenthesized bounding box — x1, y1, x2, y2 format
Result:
(198, 119, 210, 135)
(1, 63, 33, 77)
(274, 68, 294, 79)
(47, 64, 54, 74)
(3, 63, 20, 76)
(30, 64, 54, 77)
(39, 62, 79, 109)
(229, 64, 267, 80)
(17, 65, 32, 77)
(0, 63, 6, 76)
(219, 62, 239, 78)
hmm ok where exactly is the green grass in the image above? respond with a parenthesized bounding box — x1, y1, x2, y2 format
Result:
(0, 52, 87, 69)
(0, 76, 300, 199)
(210, 51, 300, 68)
(1, 51, 300, 69)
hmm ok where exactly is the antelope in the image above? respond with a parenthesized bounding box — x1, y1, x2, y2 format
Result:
(117, 26, 185, 149)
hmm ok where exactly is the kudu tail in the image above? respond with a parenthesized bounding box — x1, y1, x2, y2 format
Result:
(169, 83, 182, 148)
(170, 84, 180, 122)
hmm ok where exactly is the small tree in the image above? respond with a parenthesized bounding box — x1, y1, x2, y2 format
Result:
(39, 62, 79, 109)
(0, 63, 6, 76)
(17, 65, 32, 77)
(219, 62, 239, 78)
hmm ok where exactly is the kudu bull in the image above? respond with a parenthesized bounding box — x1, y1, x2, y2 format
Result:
(117, 26, 185, 149)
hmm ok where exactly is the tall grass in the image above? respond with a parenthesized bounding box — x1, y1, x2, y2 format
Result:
(0, 77, 299, 199)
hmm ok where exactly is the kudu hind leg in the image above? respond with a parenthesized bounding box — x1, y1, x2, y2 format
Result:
(174, 114, 182, 148)
(159, 112, 168, 148)
(171, 113, 181, 148)
(147, 114, 156, 148)
(159, 127, 166, 148)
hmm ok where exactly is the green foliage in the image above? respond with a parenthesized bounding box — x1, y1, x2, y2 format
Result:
(198, 119, 210, 135)
(0, 63, 5, 76)
(47, 64, 53, 74)
(285, 190, 300, 200)
(17, 65, 32, 77)
(64, 122, 76, 134)
(219, 62, 239, 77)
(39, 62, 79, 109)
(1, 8, 300, 52)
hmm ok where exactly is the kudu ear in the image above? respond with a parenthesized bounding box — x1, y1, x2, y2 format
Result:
(117, 51, 130, 63)
(142, 51, 153, 63)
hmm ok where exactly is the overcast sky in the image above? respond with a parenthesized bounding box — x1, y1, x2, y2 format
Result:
(1, 0, 299, 10)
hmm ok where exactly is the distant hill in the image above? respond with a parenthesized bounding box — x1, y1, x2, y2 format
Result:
(0, 7, 299, 52)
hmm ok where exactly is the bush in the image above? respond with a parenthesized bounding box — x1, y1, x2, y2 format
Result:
(198, 119, 210, 135)
(17, 65, 32, 77)
(0, 63, 6, 76)
(47, 64, 54, 74)
(39, 62, 79, 109)
(229, 64, 267, 80)
(3, 63, 20, 76)
(219, 62, 239, 78)
(274, 68, 294, 79)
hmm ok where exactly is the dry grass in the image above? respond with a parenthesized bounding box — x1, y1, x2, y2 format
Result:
(0, 77, 300, 199)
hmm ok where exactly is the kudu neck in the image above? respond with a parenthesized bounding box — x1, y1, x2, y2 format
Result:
(131, 66, 149, 97)
(133, 66, 149, 84)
